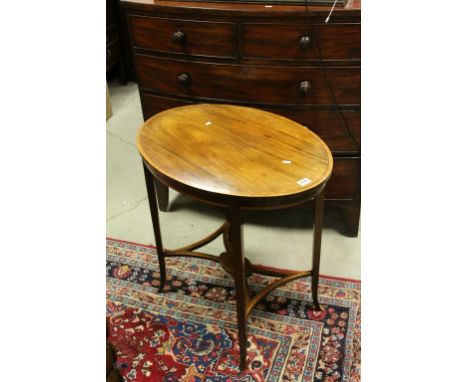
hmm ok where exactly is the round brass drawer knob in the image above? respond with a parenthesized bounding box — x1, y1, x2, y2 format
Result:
(299, 35, 312, 50)
(171, 30, 187, 45)
(299, 80, 311, 96)
(177, 73, 191, 86)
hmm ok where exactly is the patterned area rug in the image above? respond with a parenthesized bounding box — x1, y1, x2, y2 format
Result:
(106, 238, 361, 382)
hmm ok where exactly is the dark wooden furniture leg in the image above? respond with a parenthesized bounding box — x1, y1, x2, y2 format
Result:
(228, 203, 248, 371)
(312, 189, 325, 311)
(143, 162, 167, 292)
(155, 179, 169, 212)
(343, 198, 361, 237)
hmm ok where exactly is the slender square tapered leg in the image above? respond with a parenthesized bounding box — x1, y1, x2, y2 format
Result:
(143, 162, 167, 293)
(227, 203, 248, 371)
(312, 189, 325, 311)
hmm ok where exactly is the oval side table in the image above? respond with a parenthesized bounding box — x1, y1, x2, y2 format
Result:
(136, 104, 333, 371)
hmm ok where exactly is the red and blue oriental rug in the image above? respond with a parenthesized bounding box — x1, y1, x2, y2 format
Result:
(106, 238, 361, 382)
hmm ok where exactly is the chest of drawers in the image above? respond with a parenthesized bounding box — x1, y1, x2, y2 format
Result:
(121, 0, 361, 236)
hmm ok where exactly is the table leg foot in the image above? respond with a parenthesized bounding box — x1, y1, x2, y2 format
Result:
(237, 319, 247, 371)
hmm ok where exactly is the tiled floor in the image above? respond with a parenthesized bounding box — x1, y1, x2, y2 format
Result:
(106, 80, 361, 280)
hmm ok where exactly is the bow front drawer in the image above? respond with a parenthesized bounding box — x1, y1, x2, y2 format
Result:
(129, 16, 238, 58)
(242, 23, 360, 61)
(135, 55, 360, 105)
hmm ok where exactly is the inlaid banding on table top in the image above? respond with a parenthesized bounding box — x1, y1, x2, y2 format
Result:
(137, 104, 333, 198)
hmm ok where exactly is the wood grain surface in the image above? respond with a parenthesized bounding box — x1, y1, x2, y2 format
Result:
(130, 15, 238, 58)
(242, 23, 360, 61)
(137, 104, 333, 200)
(135, 55, 360, 105)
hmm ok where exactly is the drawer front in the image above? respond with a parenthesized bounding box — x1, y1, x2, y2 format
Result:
(135, 55, 360, 105)
(130, 16, 238, 58)
(242, 23, 360, 61)
(140, 93, 360, 153)
(325, 157, 360, 199)
(267, 108, 360, 153)
(140, 93, 190, 121)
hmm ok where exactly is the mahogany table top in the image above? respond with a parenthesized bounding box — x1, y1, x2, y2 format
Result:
(137, 104, 333, 207)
